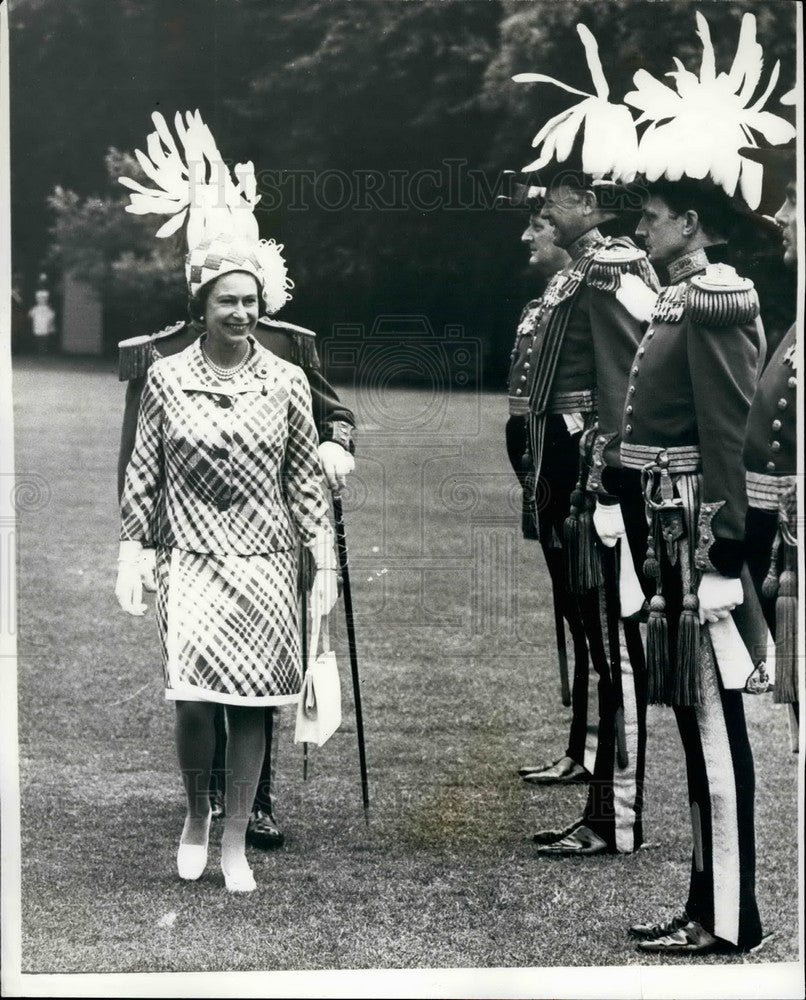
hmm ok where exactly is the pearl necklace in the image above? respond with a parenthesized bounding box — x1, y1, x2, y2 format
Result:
(202, 344, 252, 379)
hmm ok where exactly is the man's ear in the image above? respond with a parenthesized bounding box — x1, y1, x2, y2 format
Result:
(581, 189, 598, 213)
(682, 209, 700, 237)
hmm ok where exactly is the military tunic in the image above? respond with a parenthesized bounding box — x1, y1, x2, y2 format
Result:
(524, 225, 657, 853)
(506, 295, 596, 774)
(743, 323, 798, 710)
(620, 248, 764, 949)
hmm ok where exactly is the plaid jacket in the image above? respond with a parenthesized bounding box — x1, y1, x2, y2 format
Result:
(120, 337, 333, 558)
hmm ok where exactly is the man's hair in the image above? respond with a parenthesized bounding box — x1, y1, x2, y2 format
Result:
(640, 178, 740, 242)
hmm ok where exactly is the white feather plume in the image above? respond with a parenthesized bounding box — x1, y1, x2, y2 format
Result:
(513, 23, 638, 181)
(119, 110, 261, 249)
(624, 12, 796, 209)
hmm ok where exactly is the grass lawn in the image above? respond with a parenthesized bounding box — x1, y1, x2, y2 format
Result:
(9, 358, 801, 984)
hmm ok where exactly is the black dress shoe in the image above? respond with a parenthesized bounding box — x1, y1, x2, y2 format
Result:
(522, 757, 591, 785)
(536, 823, 608, 856)
(209, 790, 225, 821)
(636, 920, 733, 955)
(246, 808, 285, 850)
(532, 817, 584, 845)
(629, 910, 689, 940)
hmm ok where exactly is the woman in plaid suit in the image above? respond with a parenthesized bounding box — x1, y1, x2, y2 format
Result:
(115, 234, 337, 893)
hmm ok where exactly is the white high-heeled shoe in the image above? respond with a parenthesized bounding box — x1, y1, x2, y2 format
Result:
(221, 856, 257, 893)
(176, 812, 211, 881)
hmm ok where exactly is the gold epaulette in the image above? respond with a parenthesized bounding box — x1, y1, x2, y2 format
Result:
(117, 319, 188, 381)
(687, 264, 759, 327)
(586, 243, 659, 293)
(651, 284, 688, 325)
(257, 316, 320, 370)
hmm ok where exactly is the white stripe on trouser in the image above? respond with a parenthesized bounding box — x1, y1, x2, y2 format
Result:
(695, 637, 741, 945)
(613, 622, 639, 853)
(583, 655, 599, 774)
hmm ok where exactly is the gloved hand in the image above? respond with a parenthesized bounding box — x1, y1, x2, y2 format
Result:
(318, 442, 355, 492)
(140, 548, 157, 592)
(615, 273, 658, 324)
(116, 540, 147, 616)
(310, 567, 338, 619)
(697, 571, 744, 625)
(592, 499, 626, 548)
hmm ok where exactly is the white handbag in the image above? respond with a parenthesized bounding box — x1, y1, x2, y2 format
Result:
(294, 610, 342, 747)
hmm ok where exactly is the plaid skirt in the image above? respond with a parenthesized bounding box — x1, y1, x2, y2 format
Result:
(155, 546, 302, 706)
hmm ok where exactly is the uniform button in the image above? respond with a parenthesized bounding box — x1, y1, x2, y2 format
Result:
(219, 396, 233, 409)
(520, 375, 527, 382)
(637, 347, 645, 357)
(515, 389, 522, 396)
(788, 376, 796, 389)
(625, 424, 633, 435)
(778, 398, 787, 410)
(523, 362, 530, 370)
(526, 348, 532, 355)
(772, 419, 782, 432)
(632, 366, 639, 375)
(766, 461, 776, 472)
(771, 441, 781, 452)
(510, 351, 517, 360)
(626, 405, 633, 415)
(646, 330, 655, 339)
(628, 385, 636, 396)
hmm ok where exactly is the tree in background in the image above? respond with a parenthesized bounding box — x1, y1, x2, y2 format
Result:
(46, 150, 186, 347)
(9, 0, 796, 379)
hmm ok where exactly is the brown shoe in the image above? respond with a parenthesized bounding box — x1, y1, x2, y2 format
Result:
(536, 824, 608, 856)
(636, 920, 731, 955)
(522, 756, 591, 785)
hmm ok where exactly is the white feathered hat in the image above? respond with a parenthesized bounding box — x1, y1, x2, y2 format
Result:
(119, 110, 293, 313)
(513, 24, 639, 184)
(624, 12, 796, 211)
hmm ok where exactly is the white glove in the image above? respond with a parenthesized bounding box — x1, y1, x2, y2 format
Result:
(310, 567, 338, 619)
(697, 571, 744, 625)
(592, 500, 626, 548)
(615, 273, 658, 324)
(116, 540, 147, 616)
(140, 548, 157, 592)
(318, 442, 355, 492)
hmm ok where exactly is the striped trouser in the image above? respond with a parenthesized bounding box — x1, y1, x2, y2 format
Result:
(674, 638, 763, 948)
(576, 542, 647, 853)
(541, 544, 599, 771)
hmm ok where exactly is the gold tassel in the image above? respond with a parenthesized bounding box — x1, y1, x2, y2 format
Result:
(774, 549, 798, 704)
(578, 493, 603, 592)
(761, 531, 782, 600)
(563, 487, 584, 594)
(290, 332, 321, 371)
(674, 593, 701, 706)
(646, 593, 671, 705)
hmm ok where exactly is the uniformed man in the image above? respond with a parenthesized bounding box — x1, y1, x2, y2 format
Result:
(115, 111, 357, 852)
(511, 24, 658, 856)
(501, 179, 599, 793)
(617, 11, 795, 953)
(740, 129, 799, 747)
